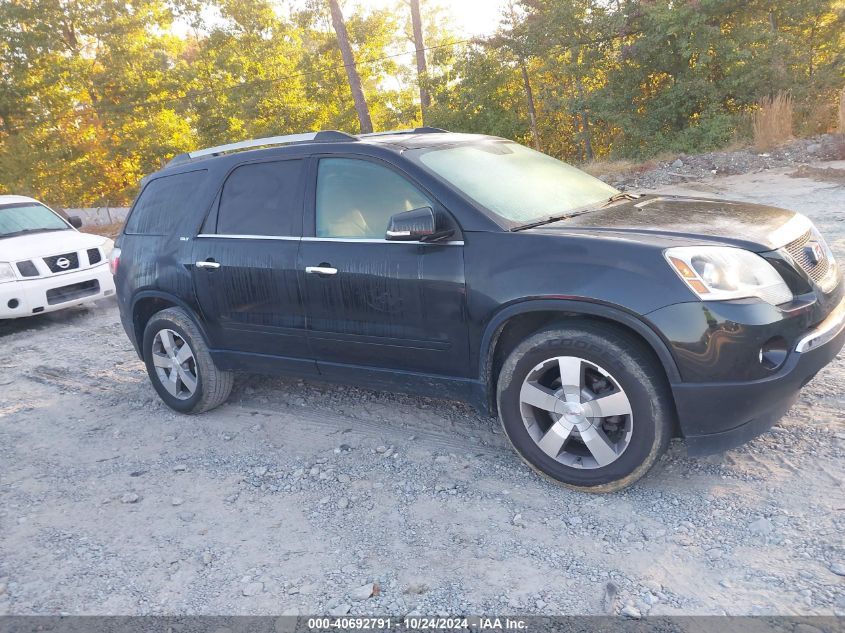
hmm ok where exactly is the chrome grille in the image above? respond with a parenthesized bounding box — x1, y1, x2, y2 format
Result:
(784, 230, 830, 284)
(43, 252, 80, 274)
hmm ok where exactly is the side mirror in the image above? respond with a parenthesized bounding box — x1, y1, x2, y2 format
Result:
(386, 207, 436, 241)
(68, 215, 83, 229)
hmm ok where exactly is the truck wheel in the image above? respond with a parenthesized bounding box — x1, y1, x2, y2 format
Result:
(142, 307, 233, 414)
(496, 322, 673, 493)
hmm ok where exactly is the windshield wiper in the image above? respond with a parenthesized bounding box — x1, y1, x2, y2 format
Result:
(0, 228, 66, 239)
(511, 209, 598, 231)
(511, 192, 642, 232)
(602, 191, 641, 205)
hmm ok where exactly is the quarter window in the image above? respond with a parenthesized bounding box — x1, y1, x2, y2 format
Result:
(126, 170, 208, 235)
(217, 159, 304, 236)
(316, 158, 432, 239)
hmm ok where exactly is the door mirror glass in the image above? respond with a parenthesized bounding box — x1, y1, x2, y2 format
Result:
(385, 207, 436, 241)
(68, 215, 83, 229)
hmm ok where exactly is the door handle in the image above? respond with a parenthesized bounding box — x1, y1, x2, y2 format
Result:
(196, 260, 221, 270)
(305, 266, 338, 276)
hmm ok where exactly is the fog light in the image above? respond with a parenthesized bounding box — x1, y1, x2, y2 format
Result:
(7, 299, 19, 309)
(760, 336, 788, 370)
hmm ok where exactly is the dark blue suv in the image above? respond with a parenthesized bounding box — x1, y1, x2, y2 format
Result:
(113, 128, 845, 491)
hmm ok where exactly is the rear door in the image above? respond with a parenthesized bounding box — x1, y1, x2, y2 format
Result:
(298, 155, 470, 378)
(192, 157, 312, 365)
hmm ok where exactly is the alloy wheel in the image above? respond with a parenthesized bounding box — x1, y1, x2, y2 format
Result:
(519, 356, 633, 469)
(151, 328, 198, 400)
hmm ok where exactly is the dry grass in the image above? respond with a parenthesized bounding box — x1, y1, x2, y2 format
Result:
(582, 157, 663, 179)
(82, 222, 123, 239)
(839, 86, 845, 133)
(753, 92, 793, 151)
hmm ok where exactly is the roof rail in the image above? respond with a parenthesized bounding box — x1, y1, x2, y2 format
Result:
(167, 130, 357, 166)
(358, 127, 448, 138)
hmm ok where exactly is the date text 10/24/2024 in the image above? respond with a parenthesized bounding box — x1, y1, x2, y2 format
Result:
(307, 617, 529, 630)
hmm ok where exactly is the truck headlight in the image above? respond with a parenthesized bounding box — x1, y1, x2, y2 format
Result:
(0, 262, 16, 284)
(665, 246, 793, 305)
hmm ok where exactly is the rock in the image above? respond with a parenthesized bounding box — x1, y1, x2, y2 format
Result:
(120, 493, 140, 504)
(382, 447, 395, 458)
(330, 603, 351, 616)
(512, 514, 526, 527)
(643, 580, 662, 594)
(0, 583, 6, 596)
(706, 548, 724, 561)
(337, 474, 351, 484)
(603, 582, 618, 615)
(242, 582, 264, 596)
(171, 497, 184, 506)
(568, 516, 582, 526)
(350, 583, 375, 601)
(829, 563, 845, 577)
(173, 464, 187, 472)
(201, 552, 213, 566)
(621, 604, 641, 619)
(535, 599, 546, 610)
(376, 446, 388, 454)
(672, 159, 684, 169)
(748, 518, 774, 535)
(338, 497, 350, 510)
(178, 512, 195, 522)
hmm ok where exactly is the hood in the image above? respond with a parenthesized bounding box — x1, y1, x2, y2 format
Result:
(535, 195, 807, 251)
(0, 229, 110, 262)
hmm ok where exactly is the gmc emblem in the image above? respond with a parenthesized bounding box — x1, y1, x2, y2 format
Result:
(805, 242, 824, 266)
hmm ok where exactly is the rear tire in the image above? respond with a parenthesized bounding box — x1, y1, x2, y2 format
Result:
(142, 307, 233, 414)
(496, 322, 673, 493)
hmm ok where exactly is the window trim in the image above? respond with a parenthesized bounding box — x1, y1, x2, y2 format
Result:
(304, 153, 462, 242)
(212, 155, 307, 239)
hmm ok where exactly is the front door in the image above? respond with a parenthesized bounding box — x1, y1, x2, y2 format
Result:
(298, 156, 469, 377)
(192, 157, 311, 364)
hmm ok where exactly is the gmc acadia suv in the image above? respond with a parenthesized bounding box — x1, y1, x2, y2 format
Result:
(113, 129, 845, 492)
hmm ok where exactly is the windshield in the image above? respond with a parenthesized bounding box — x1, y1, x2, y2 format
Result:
(0, 203, 70, 238)
(415, 141, 618, 228)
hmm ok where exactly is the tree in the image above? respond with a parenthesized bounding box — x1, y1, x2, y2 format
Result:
(327, 0, 373, 133)
(409, 0, 431, 122)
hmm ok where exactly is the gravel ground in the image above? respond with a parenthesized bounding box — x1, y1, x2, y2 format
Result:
(0, 162, 844, 617)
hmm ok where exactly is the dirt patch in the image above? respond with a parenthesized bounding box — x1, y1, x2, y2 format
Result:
(790, 165, 845, 184)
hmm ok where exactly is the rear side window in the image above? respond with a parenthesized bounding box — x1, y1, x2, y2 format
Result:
(217, 159, 304, 236)
(125, 170, 208, 235)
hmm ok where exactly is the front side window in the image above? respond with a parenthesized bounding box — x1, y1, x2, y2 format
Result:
(0, 203, 69, 239)
(413, 141, 618, 228)
(217, 159, 304, 236)
(316, 158, 432, 239)
(125, 170, 208, 235)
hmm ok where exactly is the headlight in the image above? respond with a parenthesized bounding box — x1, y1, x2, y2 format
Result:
(665, 246, 793, 305)
(0, 262, 16, 284)
(100, 238, 115, 258)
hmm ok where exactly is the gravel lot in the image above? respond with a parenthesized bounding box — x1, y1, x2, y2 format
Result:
(1, 163, 844, 617)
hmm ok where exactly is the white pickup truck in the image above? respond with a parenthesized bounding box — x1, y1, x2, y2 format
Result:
(0, 195, 116, 319)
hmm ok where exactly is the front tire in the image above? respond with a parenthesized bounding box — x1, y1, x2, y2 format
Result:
(496, 322, 673, 493)
(142, 307, 233, 414)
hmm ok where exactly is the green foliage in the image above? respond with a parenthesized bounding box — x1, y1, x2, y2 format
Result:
(0, 0, 843, 205)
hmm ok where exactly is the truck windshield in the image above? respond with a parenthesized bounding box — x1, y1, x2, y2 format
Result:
(414, 141, 618, 228)
(0, 203, 70, 239)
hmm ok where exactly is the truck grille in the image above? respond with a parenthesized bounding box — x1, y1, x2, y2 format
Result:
(43, 252, 80, 274)
(784, 230, 830, 284)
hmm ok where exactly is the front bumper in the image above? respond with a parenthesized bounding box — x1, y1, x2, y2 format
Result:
(0, 263, 116, 319)
(671, 294, 845, 455)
